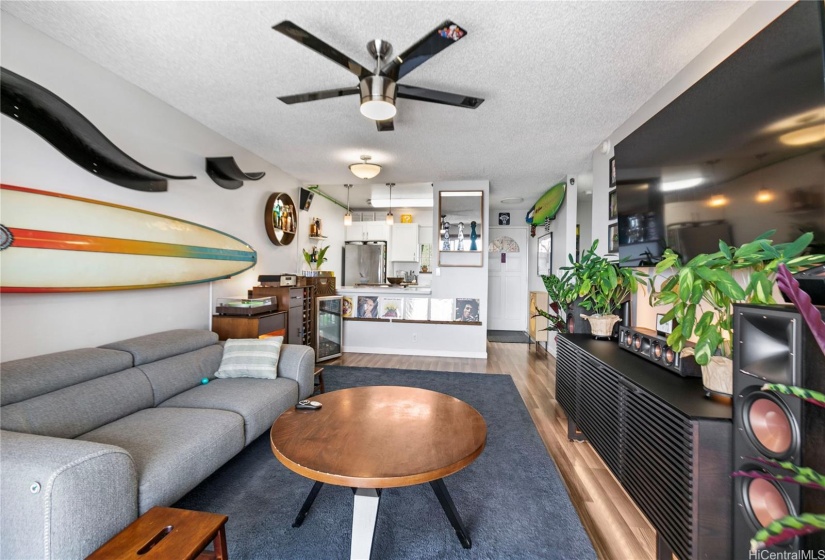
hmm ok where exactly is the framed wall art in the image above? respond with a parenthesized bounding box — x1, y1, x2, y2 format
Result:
(608, 189, 618, 220)
(608, 223, 619, 254)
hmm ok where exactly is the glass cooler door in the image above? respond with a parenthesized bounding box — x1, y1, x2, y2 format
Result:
(316, 296, 343, 362)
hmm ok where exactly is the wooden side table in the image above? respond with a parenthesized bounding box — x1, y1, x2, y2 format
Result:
(87, 506, 228, 560)
(313, 367, 325, 395)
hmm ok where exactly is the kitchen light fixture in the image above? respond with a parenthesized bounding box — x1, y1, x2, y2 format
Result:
(661, 177, 703, 192)
(709, 194, 729, 207)
(755, 187, 775, 203)
(360, 75, 397, 121)
(500, 197, 524, 204)
(349, 155, 382, 179)
(343, 184, 353, 225)
(385, 183, 395, 224)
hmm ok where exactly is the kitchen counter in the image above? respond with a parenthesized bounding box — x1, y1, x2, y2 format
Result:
(338, 285, 432, 295)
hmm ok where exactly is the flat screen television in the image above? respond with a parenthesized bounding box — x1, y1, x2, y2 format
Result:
(615, 1, 825, 267)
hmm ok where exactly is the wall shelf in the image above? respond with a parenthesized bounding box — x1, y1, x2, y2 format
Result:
(0, 67, 195, 192)
(205, 156, 265, 190)
(265, 192, 296, 246)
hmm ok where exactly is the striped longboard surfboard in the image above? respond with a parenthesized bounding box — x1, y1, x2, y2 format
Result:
(0, 184, 257, 292)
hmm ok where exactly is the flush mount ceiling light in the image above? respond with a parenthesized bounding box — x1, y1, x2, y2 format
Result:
(779, 124, 825, 146)
(349, 155, 382, 179)
(661, 177, 704, 192)
(500, 197, 523, 205)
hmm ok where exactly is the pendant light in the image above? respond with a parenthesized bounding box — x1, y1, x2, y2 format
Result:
(385, 183, 395, 225)
(343, 184, 353, 226)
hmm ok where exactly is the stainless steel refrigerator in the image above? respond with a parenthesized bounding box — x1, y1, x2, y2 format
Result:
(343, 241, 387, 285)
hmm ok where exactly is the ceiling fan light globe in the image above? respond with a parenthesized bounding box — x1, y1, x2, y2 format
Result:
(360, 100, 396, 121)
(359, 76, 397, 121)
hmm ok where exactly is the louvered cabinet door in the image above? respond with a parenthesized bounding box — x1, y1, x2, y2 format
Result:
(555, 336, 578, 419)
(577, 353, 622, 474)
(620, 383, 695, 560)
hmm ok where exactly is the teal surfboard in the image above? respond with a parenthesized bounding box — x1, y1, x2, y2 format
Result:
(525, 182, 566, 225)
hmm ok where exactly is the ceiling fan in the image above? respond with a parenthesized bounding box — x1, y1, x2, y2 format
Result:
(272, 20, 485, 131)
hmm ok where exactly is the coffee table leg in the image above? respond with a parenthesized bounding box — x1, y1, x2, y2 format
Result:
(351, 488, 380, 560)
(292, 481, 324, 528)
(430, 479, 472, 549)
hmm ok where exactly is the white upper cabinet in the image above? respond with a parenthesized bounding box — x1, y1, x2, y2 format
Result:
(390, 223, 419, 262)
(345, 222, 391, 242)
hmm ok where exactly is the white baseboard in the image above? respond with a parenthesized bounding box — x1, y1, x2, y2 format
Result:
(343, 346, 488, 360)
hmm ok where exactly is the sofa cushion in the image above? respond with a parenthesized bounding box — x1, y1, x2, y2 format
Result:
(0, 348, 133, 406)
(0, 368, 153, 438)
(159, 377, 299, 445)
(101, 329, 219, 366)
(215, 337, 283, 380)
(137, 345, 224, 406)
(77, 407, 244, 513)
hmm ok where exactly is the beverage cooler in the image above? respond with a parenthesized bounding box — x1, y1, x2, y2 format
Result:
(316, 296, 343, 362)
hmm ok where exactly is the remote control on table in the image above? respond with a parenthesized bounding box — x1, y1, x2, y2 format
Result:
(296, 400, 322, 410)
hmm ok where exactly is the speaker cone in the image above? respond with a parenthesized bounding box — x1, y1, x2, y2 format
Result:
(742, 392, 797, 458)
(633, 334, 641, 350)
(652, 341, 663, 359)
(738, 474, 795, 535)
(567, 313, 575, 333)
(664, 347, 675, 364)
(625, 331, 633, 346)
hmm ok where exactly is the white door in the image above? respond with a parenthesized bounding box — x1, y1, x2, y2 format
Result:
(488, 227, 529, 331)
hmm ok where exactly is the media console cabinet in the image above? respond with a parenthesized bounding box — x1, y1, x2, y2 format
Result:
(557, 334, 732, 560)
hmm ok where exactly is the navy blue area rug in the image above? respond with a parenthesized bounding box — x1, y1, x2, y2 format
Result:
(174, 366, 595, 559)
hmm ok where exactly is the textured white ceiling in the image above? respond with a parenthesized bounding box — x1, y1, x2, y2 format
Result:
(1, 1, 754, 209)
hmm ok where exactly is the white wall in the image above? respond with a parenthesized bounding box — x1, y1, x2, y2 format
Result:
(1, 15, 303, 360)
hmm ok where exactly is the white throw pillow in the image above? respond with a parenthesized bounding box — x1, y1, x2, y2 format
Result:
(215, 337, 283, 379)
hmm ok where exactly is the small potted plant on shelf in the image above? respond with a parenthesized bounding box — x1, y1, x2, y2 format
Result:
(302, 245, 332, 276)
(650, 230, 824, 396)
(566, 240, 646, 338)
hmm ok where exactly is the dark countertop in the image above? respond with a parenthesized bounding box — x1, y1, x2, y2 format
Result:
(560, 334, 732, 421)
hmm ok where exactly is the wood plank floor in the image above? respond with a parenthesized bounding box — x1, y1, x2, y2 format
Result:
(325, 341, 657, 560)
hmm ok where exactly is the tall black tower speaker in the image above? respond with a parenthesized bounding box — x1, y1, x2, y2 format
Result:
(732, 303, 825, 558)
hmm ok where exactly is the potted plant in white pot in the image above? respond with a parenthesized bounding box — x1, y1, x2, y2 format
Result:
(566, 240, 646, 338)
(302, 245, 332, 277)
(650, 230, 824, 396)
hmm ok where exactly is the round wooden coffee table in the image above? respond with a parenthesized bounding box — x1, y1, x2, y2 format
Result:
(270, 386, 487, 560)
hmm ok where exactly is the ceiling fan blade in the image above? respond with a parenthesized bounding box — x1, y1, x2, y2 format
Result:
(382, 20, 468, 81)
(273, 21, 372, 80)
(278, 87, 359, 105)
(376, 119, 394, 132)
(397, 85, 484, 109)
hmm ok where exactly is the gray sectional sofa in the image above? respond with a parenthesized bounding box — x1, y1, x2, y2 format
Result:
(0, 329, 315, 560)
